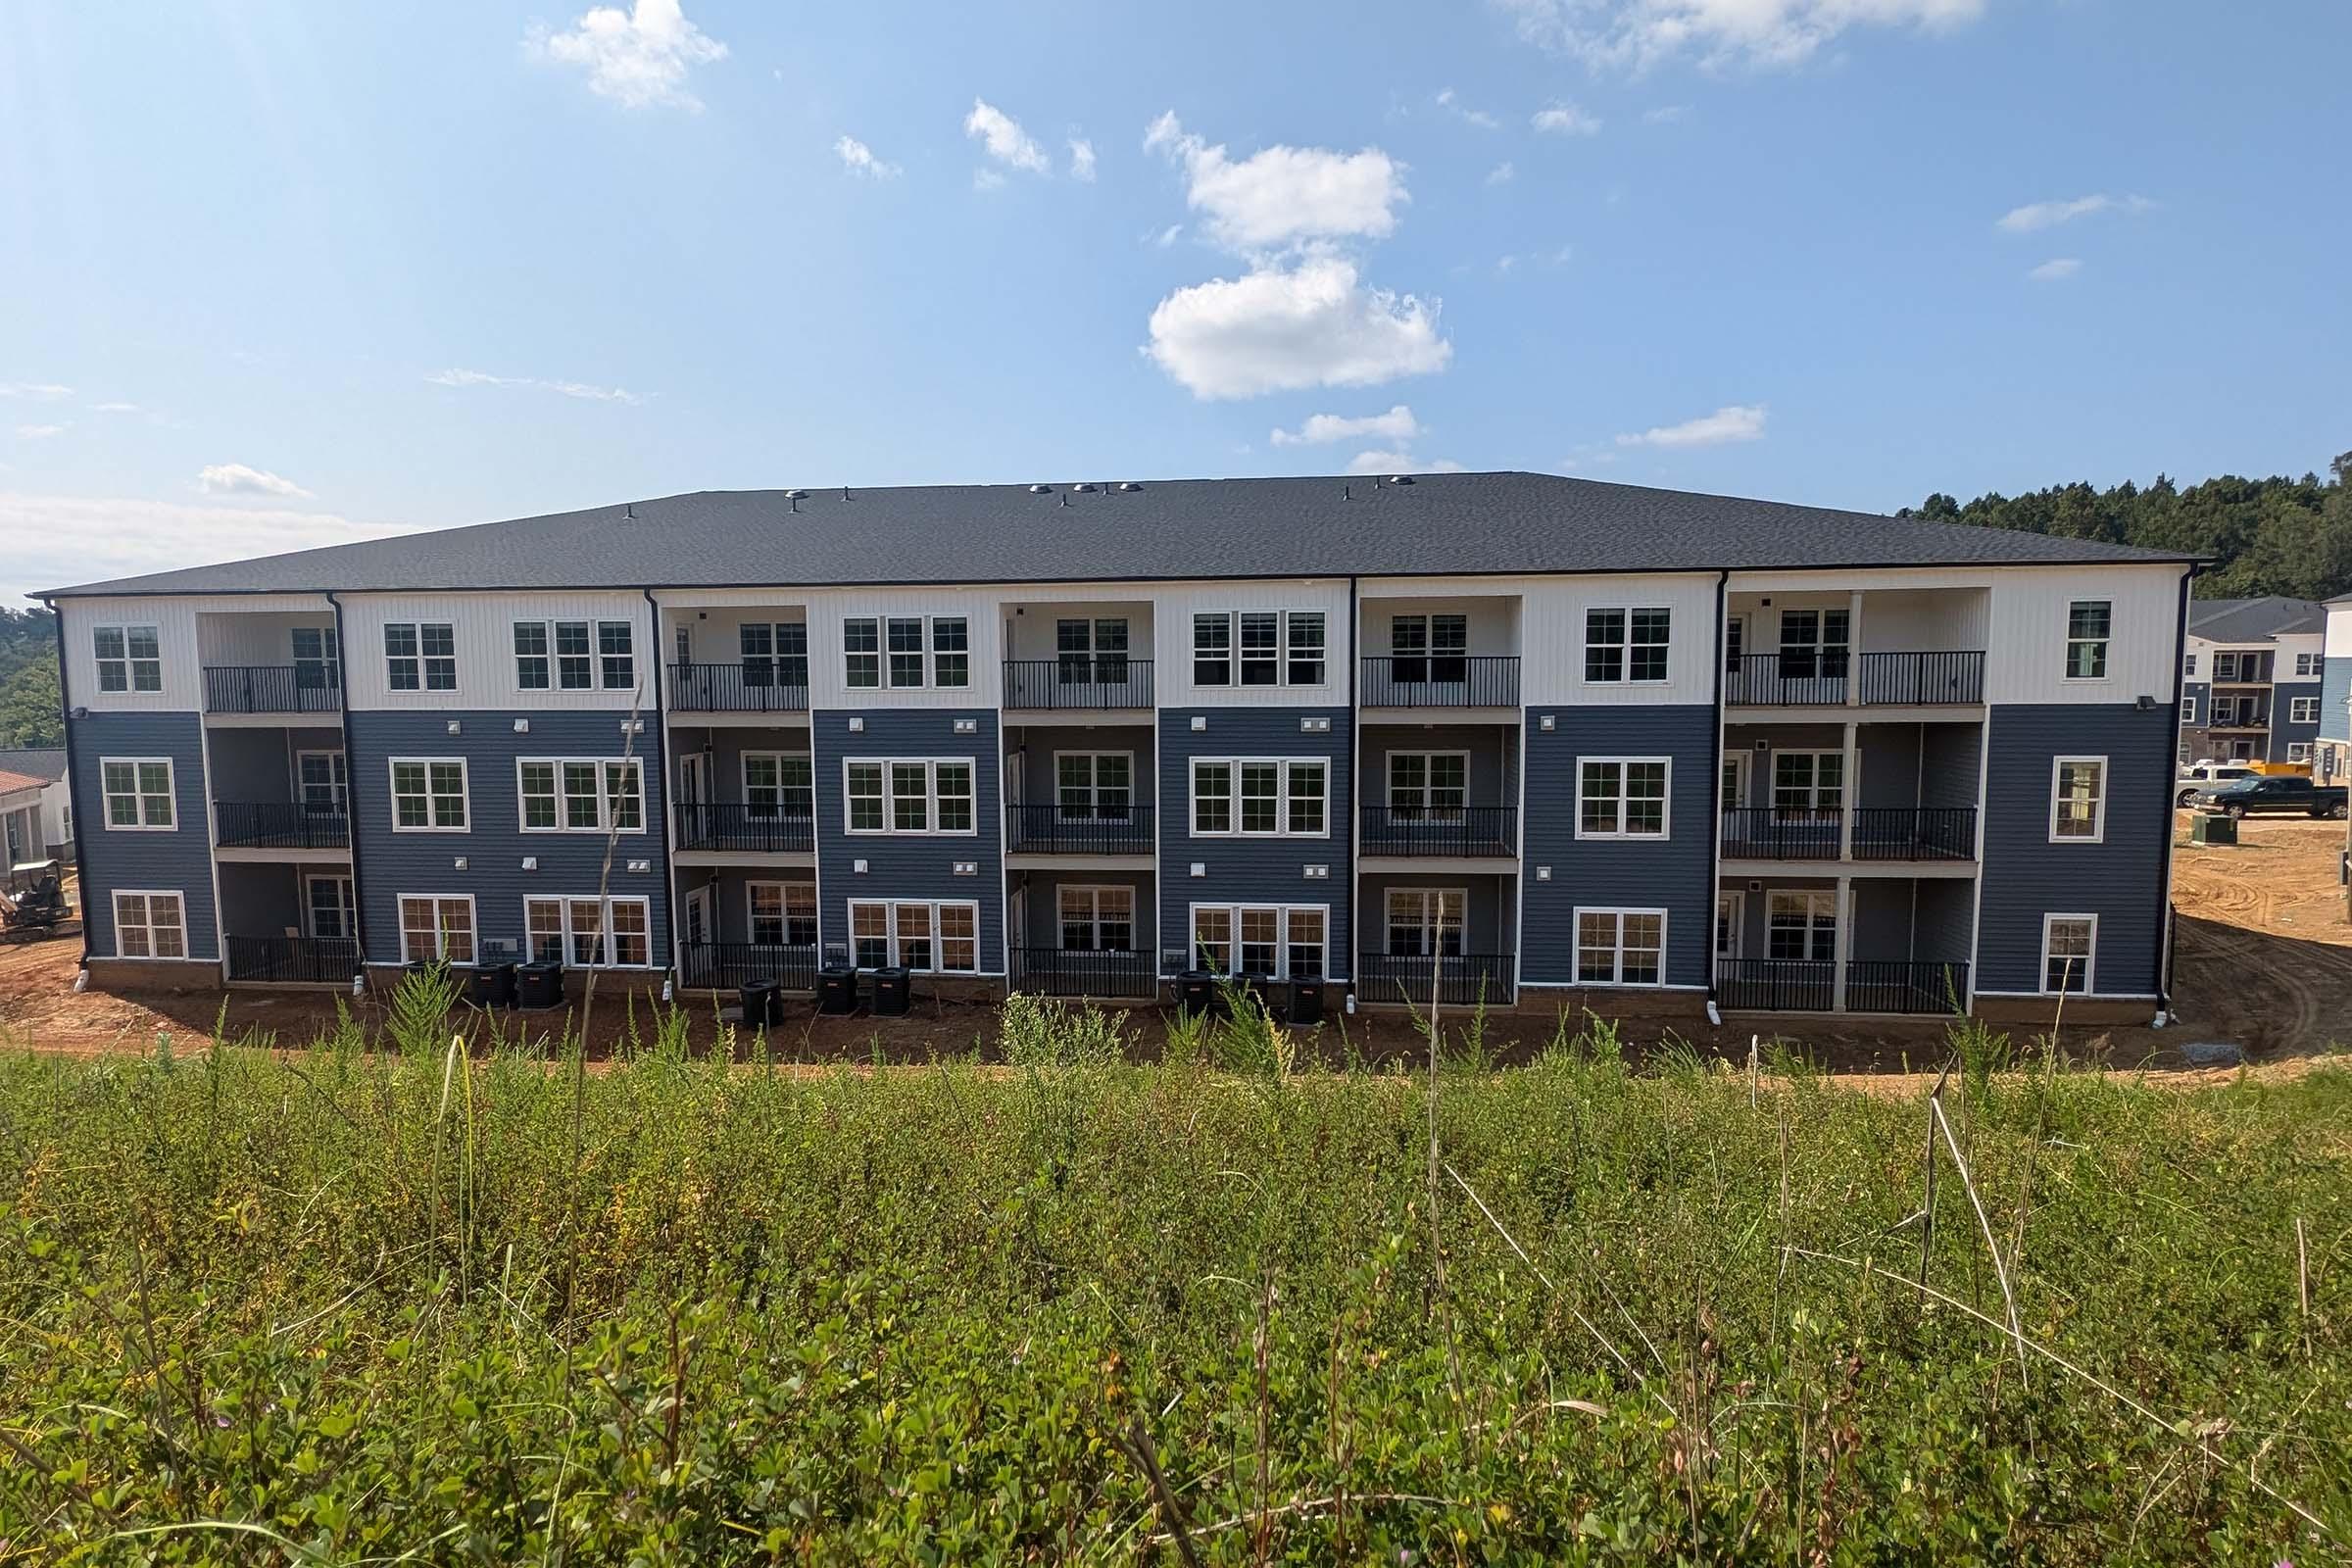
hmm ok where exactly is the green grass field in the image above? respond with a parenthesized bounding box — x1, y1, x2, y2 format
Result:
(1, 977, 2345, 1563)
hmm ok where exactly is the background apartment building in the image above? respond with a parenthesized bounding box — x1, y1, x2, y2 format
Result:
(2179, 596, 2329, 765)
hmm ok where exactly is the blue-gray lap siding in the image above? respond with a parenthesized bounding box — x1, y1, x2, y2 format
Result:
(2271, 677, 2323, 760)
(346, 710, 671, 965)
(810, 709, 1004, 971)
(72, 710, 220, 960)
(2321, 658, 2351, 746)
(2180, 680, 2211, 732)
(1158, 707, 1351, 977)
(1521, 705, 1715, 988)
(1977, 704, 2172, 997)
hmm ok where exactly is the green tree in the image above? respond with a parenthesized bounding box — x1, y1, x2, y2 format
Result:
(0, 652, 63, 748)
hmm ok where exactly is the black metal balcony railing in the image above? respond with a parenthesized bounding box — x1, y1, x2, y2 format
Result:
(674, 802, 815, 854)
(1721, 807, 1978, 861)
(1724, 650, 1984, 707)
(224, 935, 362, 984)
(1360, 655, 1522, 708)
(1716, 959, 1967, 1013)
(1845, 960, 1969, 1015)
(1719, 808, 1841, 860)
(1009, 947, 1159, 1000)
(1354, 952, 1517, 1007)
(679, 942, 818, 993)
(1360, 806, 1518, 858)
(667, 663, 811, 713)
(215, 802, 349, 850)
(203, 665, 342, 715)
(1716, 958, 1836, 1011)
(1006, 804, 1155, 855)
(1002, 659, 1155, 710)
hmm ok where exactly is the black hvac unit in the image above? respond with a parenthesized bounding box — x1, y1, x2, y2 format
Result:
(1287, 976, 1324, 1027)
(1175, 970, 1225, 1018)
(466, 962, 516, 1009)
(515, 959, 565, 1009)
(871, 966, 911, 1017)
(738, 978, 783, 1029)
(817, 964, 859, 1015)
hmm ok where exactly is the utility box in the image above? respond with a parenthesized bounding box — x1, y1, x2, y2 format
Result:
(2190, 811, 2238, 847)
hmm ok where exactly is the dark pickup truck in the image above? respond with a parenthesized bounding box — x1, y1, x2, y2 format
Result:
(2187, 775, 2348, 819)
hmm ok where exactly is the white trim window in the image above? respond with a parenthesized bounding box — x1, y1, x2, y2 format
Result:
(848, 899, 979, 972)
(1574, 907, 1666, 986)
(2040, 913, 2095, 995)
(390, 759, 468, 832)
(2183, 653, 2198, 676)
(296, 750, 348, 813)
(2286, 742, 2313, 763)
(2289, 696, 2320, 725)
(1576, 758, 1670, 839)
(739, 622, 809, 689)
(93, 624, 164, 694)
(2180, 696, 2197, 724)
(749, 881, 818, 947)
(1057, 885, 1136, 952)
(1388, 752, 1468, 820)
(384, 622, 457, 692)
(112, 891, 187, 959)
(1390, 613, 1468, 683)
(843, 759, 976, 835)
(1191, 903, 1327, 978)
(2049, 757, 2107, 843)
(397, 895, 476, 964)
(1385, 888, 1465, 957)
(524, 896, 653, 967)
(1056, 617, 1130, 684)
(1771, 752, 1844, 814)
(516, 760, 642, 834)
(306, 874, 356, 941)
(1191, 611, 1328, 688)
(598, 620, 635, 690)
(100, 758, 175, 829)
(2294, 652, 2319, 677)
(1766, 890, 1838, 962)
(2064, 601, 2111, 680)
(1286, 612, 1327, 685)
(1584, 608, 1671, 684)
(843, 617, 882, 689)
(856, 615, 970, 690)
(743, 752, 814, 819)
(1190, 759, 1328, 837)
(291, 626, 340, 692)
(1192, 612, 1232, 685)
(1054, 752, 1134, 819)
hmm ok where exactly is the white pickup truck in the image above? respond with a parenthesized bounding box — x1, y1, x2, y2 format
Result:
(2176, 761, 2255, 807)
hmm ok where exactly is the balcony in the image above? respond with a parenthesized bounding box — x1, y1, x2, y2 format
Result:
(1360, 655, 1521, 709)
(674, 803, 814, 854)
(667, 662, 810, 714)
(1717, 958, 1966, 1014)
(203, 665, 342, 715)
(1360, 806, 1517, 858)
(1725, 650, 1984, 708)
(224, 935, 362, 984)
(1353, 952, 1517, 1007)
(1719, 808, 1976, 861)
(215, 802, 349, 850)
(1006, 804, 1155, 855)
(679, 942, 817, 992)
(1009, 947, 1158, 999)
(1003, 659, 1155, 711)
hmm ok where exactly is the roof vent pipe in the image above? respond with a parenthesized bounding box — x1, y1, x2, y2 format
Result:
(1029, 483, 1053, 495)
(1117, 481, 1142, 492)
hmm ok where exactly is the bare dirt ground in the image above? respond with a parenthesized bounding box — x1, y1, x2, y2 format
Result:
(3, 819, 2347, 1078)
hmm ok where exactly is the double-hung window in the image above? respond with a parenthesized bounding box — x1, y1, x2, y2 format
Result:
(514, 623, 551, 689)
(743, 753, 814, 819)
(1766, 891, 1838, 962)
(750, 882, 818, 948)
(596, 621, 634, 690)
(514, 620, 613, 690)
(100, 759, 174, 829)
(385, 622, 457, 692)
(844, 618, 882, 689)
(1193, 613, 1232, 685)
(2040, 914, 2095, 995)
(1391, 613, 1468, 684)
(1386, 888, 1465, 957)
(1192, 611, 1327, 688)
(93, 624, 164, 694)
(1776, 609, 1849, 681)
(740, 623, 809, 688)
(1285, 612, 1326, 685)
(1055, 753, 1133, 820)
(1388, 752, 1468, 820)
(848, 900, 979, 972)
(1238, 612, 1280, 686)
(2286, 742, 2313, 763)
(2180, 696, 2198, 724)
(1191, 904, 1326, 977)
(2289, 696, 2320, 725)
(390, 759, 468, 831)
(297, 751, 347, 813)
(2183, 653, 2198, 676)
(2294, 652, 2320, 677)
(307, 876, 356, 941)
(1191, 760, 1327, 837)
(516, 760, 641, 834)
(398, 895, 475, 964)
(291, 627, 340, 691)
(1577, 758, 1670, 839)
(1058, 886, 1135, 952)
(2065, 601, 2111, 680)
(524, 896, 651, 967)
(1772, 752, 1843, 815)
(1585, 608, 1671, 683)
(1056, 618, 1130, 684)
(1575, 908, 1665, 986)
(2050, 757, 2106, 843)
(844, 760, 975, 835)
(112, 892, 186, 958)
(861, 616, 970, 689)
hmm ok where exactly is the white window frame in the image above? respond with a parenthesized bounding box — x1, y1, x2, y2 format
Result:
(1582, 607, 1672, 685)
(845, 898, 981, 973)
(737, 621, 810, 689)
(843, 617, 882, 690)
(1189, 611, 1329, 689)
(597, 619, 636, 691)
(1765, 890, 1838, 962)
(111, 889, 188, 960)
(2063, 600, 2111, 682)
(522, 895, 654, 968)
(2180, 696, 2197, 724)
(2182, 653, 2197, 676)
(1714, 891, 1743, 961)
(290, 625, 340, 691)
(2286, 742, 2313, 763)
(862, 615, 971, 691)
(2048, 755, 2107, 845)
(1056, 884, 1137, 952)
(841, 758, 978, 837)
(1574, 756, 1672, 840)
(2294, 652, 2319, 678)
(1383, 887, 1466, 957)
(397, 894, 476, 965)
(1386, 751, 1470, 819)
(742, 751, 815, 819)
(1188, 903, 1328, 979)
(1053, 751, 1136, 818)
(92, 623, 165, 694)
(748, 881, 819, 948)
(1188, 759, 1330, 839)
(383, 621, 458, 693)
(2039, 912, 2096, 996)
(295, 749, 348, 813)
(388, 757, 470, 834)
(305, 874, 357, 941)
(1770, 750, 1845, 812)
(2289, 696, 2320, 725)
(1572, 906, 1668, 987)
(514, 759, 644, 835)
(99, 757, 175, 830)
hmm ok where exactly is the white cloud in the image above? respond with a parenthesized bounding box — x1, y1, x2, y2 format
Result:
(972, 167, 1005, 192)
(1145, 112, 1406, 252)
(2028, 257, 2082, 281)
(1995, 193, 2154, 233)
(1532, 101, 1601, 135)
(89, 401, 140, 414)
(833, 135, 902, 179)
(1271, 405, 1422, 447)
(964, 99, 1049, 174)
(16, 423, 68, 440)
(1345, 450, 1466, 475)
(1500, 0, 1982, 69)
(1616, 403, 1767, 448)
(1151, 223, 1183, 247)
(425, 368, 644, 404)
(1486, 161, 1517, 185)
(1436, 87, 1501, 129)
(1145, 256, 1450, 400)
(5, 492, 423, 603)
(1068, 137, 1098, 181)
(197, 463, 314, 499)
(1642, 104, 1690, 122)
(0, 382, 73, 402)
(524, 0, 727, 112)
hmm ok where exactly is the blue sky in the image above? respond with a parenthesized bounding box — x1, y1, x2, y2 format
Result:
(5, 0, 2347, 601)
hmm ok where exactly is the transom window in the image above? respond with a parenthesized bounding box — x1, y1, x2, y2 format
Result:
(291, 627, 340, 690)
(397, 895, 475, 964)
(1191, 904, 1325, 978)
(1191, 611, 1326, 687)
(2065, 600, 2111, 680)
(2041, 913, 2095, 995)
(384, 622, 457, 692)
(1584, 608, 1671, 683)
(1577, 758, 1670, 838)
(750, 882, 818, 947)
(93, 624, 164, 694)
(743, 753, 814, 818)
(738, 622, 810, 689)
(1385, 888, 1465, 957)
(844, 759, 975, 835)
(1391, 613, 1468, 683)
(2050, 757, 2107, 843)
(524, 896, 652, 967)
(1772, 752, 1844, 813)
(1055, 753, 1133, 818)
(112, 891, 186, 959)
(848, 616, 969, 690)
(1766, 891, 1838, 962)
(100, 758, 174, 829)
(390, 759, 468, 831)
(516, 760, 642, 834)
(1388, 752, 1467, 818)
(1057, 885, 1135, 952)
(849, 900, 979, 972)
(1056, 619, 1130, 684)
(1190, 759, 1327, 837)
(1575, 908, 1665, 986)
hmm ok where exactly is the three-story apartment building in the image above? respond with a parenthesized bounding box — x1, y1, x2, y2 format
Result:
(41, 473, 2198, 1022)
(2179, 596, 2329, 765)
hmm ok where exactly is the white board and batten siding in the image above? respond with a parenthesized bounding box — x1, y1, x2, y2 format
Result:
(1354, 578, 1523, 662)
(802, 588, 1007, 710)
(1147, 580, 1353, 709)
(59, 595, 333, 713)
(340, 592, 658, 711)
(1519, 573, 1723, 708)
(1981, 564, 2186, 707)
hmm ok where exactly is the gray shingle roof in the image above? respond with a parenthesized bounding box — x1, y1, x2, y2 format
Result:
(2186, 596, 2327, 643)
(37, 471, 2199, 599)
(0, 749, 66, 785)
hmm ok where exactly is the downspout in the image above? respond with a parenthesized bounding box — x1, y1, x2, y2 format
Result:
(326, 591, 367, 979)
(1346, 574, 1358, 999)
(45, 598, 92, 973)
(2154, 564, 2198, 1024)
(1705, 569, 1729, 1026)
(643, 589, 679, 991)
